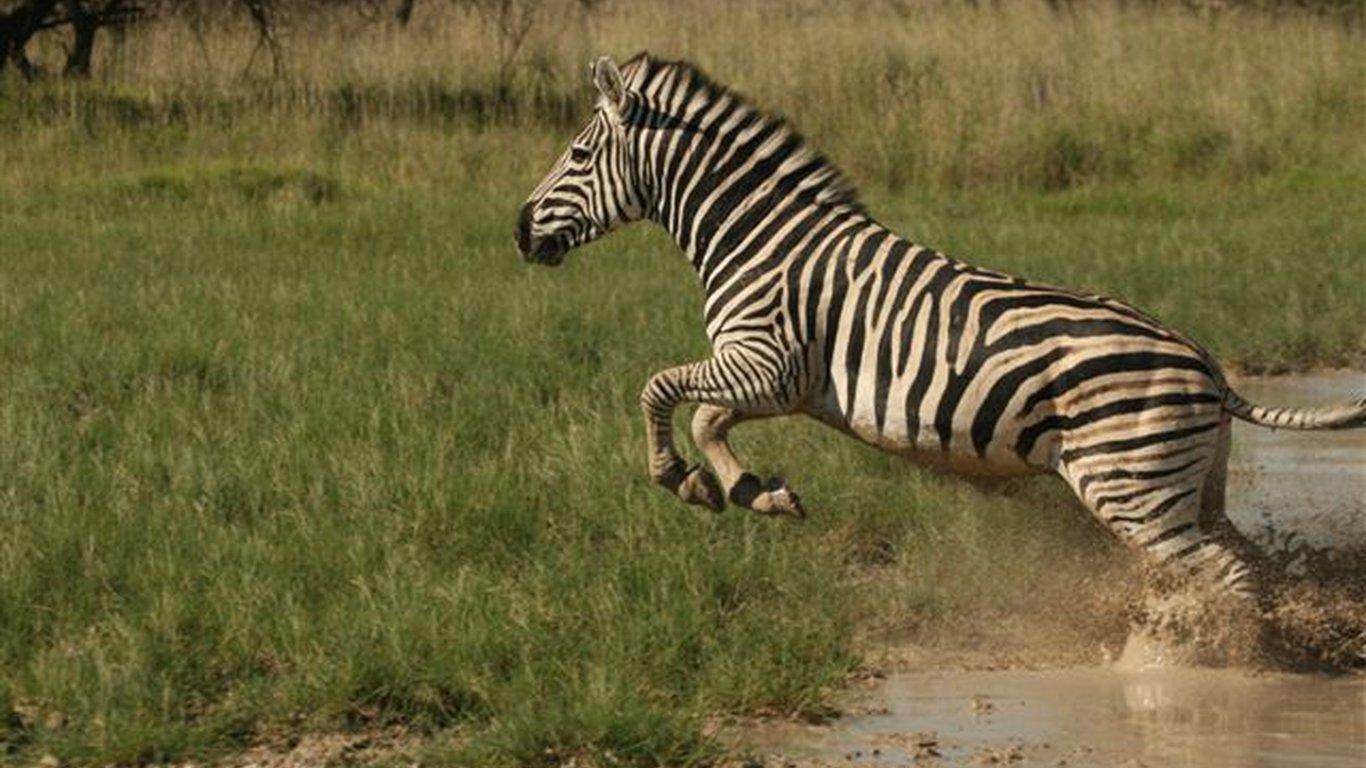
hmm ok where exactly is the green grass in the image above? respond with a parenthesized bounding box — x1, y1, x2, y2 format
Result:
(0, 117, 1361, 764)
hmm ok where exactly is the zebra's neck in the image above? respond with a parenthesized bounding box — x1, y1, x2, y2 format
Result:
(623, 57, 865, 299)
(645, 149, 870, 294)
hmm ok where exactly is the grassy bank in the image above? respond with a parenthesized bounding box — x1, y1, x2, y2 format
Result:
(1, 1, 1364, 765)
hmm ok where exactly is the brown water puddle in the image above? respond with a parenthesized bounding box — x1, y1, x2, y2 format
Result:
(1226, 371, 1366, 549)
(748, 373, 1366, 767)
(748, 668, 1366, 767)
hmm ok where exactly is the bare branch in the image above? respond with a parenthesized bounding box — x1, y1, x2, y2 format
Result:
(240, 0, 283, 79)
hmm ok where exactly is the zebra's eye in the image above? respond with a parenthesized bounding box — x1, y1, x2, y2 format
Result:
(570, 146, 593, 164)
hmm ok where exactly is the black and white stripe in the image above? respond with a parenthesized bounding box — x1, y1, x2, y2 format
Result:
(517, 53, 1366, 599)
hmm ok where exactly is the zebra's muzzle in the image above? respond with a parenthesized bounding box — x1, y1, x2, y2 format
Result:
(515, 202, 568, 266)
(528, 236, 568, 266)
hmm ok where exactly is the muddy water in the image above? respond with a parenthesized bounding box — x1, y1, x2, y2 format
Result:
(1226, 371, 1366, 548)
(751, 668, 1366, 767)
(752, 373, 1366, 767)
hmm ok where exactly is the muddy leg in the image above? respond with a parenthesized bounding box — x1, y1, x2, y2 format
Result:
(1060, 419, 1259, 600)
(1198, 419, 1267, 603)
(691, 404, 804, 518)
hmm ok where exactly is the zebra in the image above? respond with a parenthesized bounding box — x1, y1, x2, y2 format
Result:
(515, 53, 1366, 600)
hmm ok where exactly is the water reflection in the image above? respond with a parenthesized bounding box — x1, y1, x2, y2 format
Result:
(752, 669, 1366, 767)
(1117, 670, 1366, 768)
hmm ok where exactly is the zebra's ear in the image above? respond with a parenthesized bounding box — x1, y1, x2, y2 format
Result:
(592, 55, 627, 121)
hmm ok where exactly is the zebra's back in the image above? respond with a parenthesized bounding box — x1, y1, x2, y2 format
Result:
(793, 232, 1225, 478)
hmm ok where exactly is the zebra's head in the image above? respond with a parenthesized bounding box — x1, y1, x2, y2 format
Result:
(516, 56, 645, 266)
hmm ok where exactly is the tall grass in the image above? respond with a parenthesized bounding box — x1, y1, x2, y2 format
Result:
(0, 1, 1363, 766)
(8, 0, 1365, 190)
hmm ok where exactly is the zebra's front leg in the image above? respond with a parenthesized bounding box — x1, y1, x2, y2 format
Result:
(691, 405, 805, 519)
(639, 349, 800, 517)
(640, 375, 726, 514)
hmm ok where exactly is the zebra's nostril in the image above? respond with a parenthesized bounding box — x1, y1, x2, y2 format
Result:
(516, 202, 534, 255)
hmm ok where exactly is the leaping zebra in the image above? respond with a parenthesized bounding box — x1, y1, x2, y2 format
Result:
(515, 53, 1366, 601)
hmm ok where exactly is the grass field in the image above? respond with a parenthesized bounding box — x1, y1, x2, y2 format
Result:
(2, 1, 1364, 766)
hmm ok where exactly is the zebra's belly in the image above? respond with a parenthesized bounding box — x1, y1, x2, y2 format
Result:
(807, 390, 1042, 478)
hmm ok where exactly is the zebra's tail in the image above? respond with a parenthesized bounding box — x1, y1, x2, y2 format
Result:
(1223, 387, 1366, 431)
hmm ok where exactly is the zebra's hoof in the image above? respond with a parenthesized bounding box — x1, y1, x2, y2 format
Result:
(754, 479, 805, 520)
(678, 466, 725, 512)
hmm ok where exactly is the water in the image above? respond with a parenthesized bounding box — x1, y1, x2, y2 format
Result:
(750, 373, 1366, 767)
(752, 668, 1366, 767)
(1226, 371, 1366, 548)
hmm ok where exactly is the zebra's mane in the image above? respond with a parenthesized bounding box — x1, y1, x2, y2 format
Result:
(619, 53, 865, 213)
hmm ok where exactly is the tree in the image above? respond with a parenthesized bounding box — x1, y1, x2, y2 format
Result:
(0, 0, 58, 78)
(463, 0, 541, 86)
(64, 1, 145, 77)
(0, 0, 607, 83)
(239, 0, 282, 78)
(1, 0, 145, 78)
(0, 0, 281, 81)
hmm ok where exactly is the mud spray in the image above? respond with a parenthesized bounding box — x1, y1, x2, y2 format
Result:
(1126, 372, 1366, 670)
(1121, 546, 1366, 670)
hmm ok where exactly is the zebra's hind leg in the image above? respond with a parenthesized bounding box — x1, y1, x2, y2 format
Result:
(1196, 419, 1267, 602)
(1062, 419, 1269, 663)
(1063, 418, 1260, 602)
(691, 405, 804, 519)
